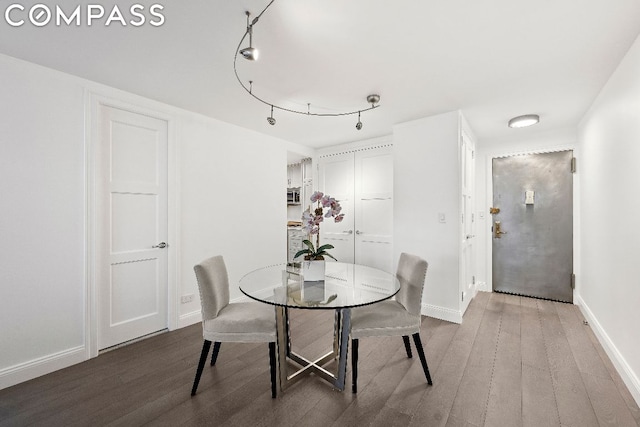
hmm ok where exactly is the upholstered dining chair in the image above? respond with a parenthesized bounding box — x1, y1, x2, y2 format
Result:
(191, 255, 278, 398)
(350, 253, 433, 393)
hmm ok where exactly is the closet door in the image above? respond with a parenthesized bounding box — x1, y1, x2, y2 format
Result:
(317, 153, 355, 263)
(354, 147, 393, 273)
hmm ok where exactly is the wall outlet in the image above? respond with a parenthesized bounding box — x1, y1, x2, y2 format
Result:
(438, 212, 446, 223)
(181, 294, 194, 304)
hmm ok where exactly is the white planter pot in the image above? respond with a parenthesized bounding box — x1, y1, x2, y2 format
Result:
(302, 260, 325, 283)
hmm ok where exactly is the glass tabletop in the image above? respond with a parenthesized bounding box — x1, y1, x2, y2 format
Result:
(239, 262, 400, 309)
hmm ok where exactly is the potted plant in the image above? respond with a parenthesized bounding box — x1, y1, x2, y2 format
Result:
(295, 191, 344, 281)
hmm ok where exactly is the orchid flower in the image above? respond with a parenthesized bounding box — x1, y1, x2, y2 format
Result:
(296, 192, 345, 261)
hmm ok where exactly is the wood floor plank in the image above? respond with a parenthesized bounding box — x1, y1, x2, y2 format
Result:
(520, 298, 561, 427)
(332, 342, 414, 425)
(522, 364, 561, 427)
(447, 293, 505, 426)
(556, 302, 611, 380)
(539, 299, 600, 427)
(583, 320, 640, 425)
(582, 373, 639, 427)
(408, 292, 490, 427)
(484, 295, 522, 427)
(1, 292, 638, 427)
(385, 318, 457, 416)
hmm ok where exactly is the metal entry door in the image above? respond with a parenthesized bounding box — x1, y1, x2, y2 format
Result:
(492, 150, 573, 302)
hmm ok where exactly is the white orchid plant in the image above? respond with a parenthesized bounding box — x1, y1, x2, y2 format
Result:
(295, 191, 345, 261)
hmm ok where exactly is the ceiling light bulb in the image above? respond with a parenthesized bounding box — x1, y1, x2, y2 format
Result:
(508, 114, 540, 128)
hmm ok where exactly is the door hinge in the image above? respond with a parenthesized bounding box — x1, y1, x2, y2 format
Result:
(472, 150, 475, 159)
(472, 276, 476, 285)
(571, 157, 577, 173)
(461, 291, 464, 302)
(571, 273, 576, 289)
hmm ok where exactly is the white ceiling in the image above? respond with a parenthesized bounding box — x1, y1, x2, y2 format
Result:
(2, 0, 640, 148)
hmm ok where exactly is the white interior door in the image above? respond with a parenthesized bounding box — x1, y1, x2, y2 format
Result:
(97, 105, 168, 350)
(317, 153, 354, 263)
(354, 147, 394, 273)
(459, 131, 476, 314)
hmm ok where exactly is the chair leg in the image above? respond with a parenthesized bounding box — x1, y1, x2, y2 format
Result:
(191, 340, 212, 396)
(269, 342, 277, 398)
(351, 338, 359, 393)
(412, 333, 433, 385)
(210, 341, 221, 366)
(402, 335, 413, 358)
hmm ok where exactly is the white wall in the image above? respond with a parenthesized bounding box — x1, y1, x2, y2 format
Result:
(0, 54, 87, 376)
(578, 33, 640, 404)
(393, 111, 462, 323)
(0, 53, 312, 389)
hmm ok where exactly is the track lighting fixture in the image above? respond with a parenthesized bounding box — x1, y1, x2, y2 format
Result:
(267, 105, 276, 125)
(233, 0, 381, 129)
(239, 11, 259, 61)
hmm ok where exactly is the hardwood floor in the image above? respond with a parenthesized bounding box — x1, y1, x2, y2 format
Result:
(1, 292, 638, 426)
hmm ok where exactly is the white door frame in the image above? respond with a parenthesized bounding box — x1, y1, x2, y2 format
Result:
(84, 91, 180, 359)
(484, 145, 578, 302)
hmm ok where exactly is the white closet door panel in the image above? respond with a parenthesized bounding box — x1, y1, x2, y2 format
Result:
(97, 105, 168, 350)
(355, 147, 393, 271)
(318, 153, 355, 263)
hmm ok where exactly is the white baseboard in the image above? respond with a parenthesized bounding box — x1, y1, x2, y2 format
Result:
(422, 303, 462, 324)
(477, 281, 490, 292)
(576, 295, 640, 407)
(178, 309, 202, 329)
(0, 345, 86, 391)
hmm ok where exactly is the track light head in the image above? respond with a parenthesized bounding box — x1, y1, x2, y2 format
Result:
(267, 106, 276, 125)
(240, 46, 259, 61)
(356, 111, 363, 130)
(240, 11, 259, 61)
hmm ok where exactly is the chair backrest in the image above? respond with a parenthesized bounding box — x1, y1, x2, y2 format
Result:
(395, 253, 428, 316)
(194, 255, 230, 321)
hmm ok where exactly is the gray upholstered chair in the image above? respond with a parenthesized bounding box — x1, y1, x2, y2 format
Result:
(350, 253, 432, 393)
(191, 255, 278, 397)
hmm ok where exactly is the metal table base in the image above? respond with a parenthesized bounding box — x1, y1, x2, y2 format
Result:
(274, 306, 351, 391)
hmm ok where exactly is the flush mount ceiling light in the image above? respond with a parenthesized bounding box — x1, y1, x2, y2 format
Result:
(508, 114, 540, 128)
(233, 0, 380, 129)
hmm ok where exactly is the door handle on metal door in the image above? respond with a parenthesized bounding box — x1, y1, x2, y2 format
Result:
(494, 221, 507, 238)
(152, 242, 167, 249)
(355, 230, 362, 235)
(343, 230, 353, 234)
(466, 234, 475, 239)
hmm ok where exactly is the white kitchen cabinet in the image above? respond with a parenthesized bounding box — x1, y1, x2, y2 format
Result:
(287, 163, 302, 188)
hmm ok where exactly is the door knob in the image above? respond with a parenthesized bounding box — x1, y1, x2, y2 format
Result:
(355, 230, 362, 235)
(152, 242, 167, 249)
(343, 230, 353, 234)
(466, 234, 475, 239)
(494, 221, 507, 239)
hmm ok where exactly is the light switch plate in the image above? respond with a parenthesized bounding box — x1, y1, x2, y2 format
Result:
(438, 213, 446, 223)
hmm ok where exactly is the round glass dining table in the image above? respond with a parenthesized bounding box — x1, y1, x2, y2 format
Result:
(239, 262, 400, 392)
